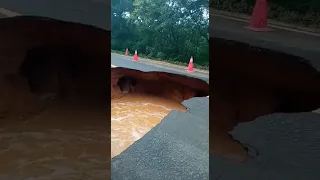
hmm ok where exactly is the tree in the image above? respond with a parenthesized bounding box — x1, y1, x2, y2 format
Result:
(112, 0, 209, 66)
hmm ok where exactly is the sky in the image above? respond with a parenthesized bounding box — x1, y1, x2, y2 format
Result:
(120, 4, 209, 25)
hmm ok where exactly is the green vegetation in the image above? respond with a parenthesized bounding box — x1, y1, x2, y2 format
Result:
(211, 0, 320, 28)
(111, 0, 209, 69)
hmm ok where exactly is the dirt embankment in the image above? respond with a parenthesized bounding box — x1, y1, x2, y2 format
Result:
(111, 67, 209, 103)
(210, 37, 320, 162)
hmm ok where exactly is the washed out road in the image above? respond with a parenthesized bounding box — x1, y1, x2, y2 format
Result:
(110, 52, 209, 180)
(2, 1, 320, 179)
(0, 5, 210, 180)
(210, 9, 320, 180)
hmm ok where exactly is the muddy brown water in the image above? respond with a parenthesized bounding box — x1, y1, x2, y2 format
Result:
(0, 100, 109, 180)
(111, 93, 186, 158)
(0, 92, 187, 179)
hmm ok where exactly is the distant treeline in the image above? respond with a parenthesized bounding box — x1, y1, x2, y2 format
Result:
(112, 0, 209, 68)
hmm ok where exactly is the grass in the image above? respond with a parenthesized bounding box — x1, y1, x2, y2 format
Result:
(111, 49, 209, 71)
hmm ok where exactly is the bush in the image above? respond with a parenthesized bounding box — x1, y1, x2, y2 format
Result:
(156, 52, 166, 59)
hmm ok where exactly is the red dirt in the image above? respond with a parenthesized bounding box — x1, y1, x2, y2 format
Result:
(111, 67, 209, 102)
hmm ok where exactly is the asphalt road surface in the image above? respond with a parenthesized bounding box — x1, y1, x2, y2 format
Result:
(210, 12, 320, 70)
(0, 0, 110, 30)
(111, 53, 209, 82)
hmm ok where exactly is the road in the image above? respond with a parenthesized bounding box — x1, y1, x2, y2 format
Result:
(111, 53, 209, 82)
(210, 11, 320, 180)
(210, 12, 320, 70)
(0, 0, 110, 30)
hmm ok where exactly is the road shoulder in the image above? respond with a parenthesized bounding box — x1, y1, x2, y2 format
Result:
(111, 53, 209, 74)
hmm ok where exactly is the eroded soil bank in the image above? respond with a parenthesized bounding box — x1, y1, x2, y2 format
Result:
(209, 37, 320, 162)
(111, 67, 209, 102)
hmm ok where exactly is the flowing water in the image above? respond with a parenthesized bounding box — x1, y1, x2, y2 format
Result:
(0, 101, 109, 180)
(0, 93, 186, 178)
(0, 80, 188, 178)
(111, 93, 186, 158)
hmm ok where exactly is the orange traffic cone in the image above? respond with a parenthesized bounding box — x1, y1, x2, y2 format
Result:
(245, 0, 272, 32)
(187, 56, 194, 72)
(125, 48, 129, 56)
(133, 50, 138, 61)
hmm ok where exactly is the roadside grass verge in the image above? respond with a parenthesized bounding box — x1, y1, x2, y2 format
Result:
(111, 49, 209, 71)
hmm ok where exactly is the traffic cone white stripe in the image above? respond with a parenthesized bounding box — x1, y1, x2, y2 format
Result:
(186, 56, 194, 72)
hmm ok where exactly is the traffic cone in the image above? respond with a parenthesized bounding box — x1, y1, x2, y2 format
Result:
(125, 48, 129, 56)
(245, 0, 272, 32)
(186, 56, 194, 72)
(133, 50, 138, 61)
